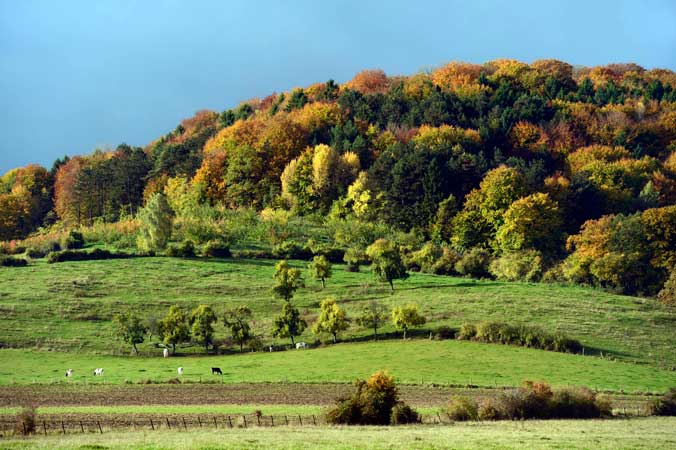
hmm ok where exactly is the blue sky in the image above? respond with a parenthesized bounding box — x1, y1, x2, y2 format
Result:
(1, 0, 675, 173)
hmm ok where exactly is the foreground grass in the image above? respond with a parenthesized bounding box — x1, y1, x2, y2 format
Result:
(1, 340, 674, 392)
(2, 418, 674, 449)
(0, 257, 674, 368)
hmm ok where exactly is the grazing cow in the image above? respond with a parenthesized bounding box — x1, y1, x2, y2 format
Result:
(211, 367, 223, 375)
(163, 348, 169, 358)
(65, 369, 73, 378)
(177, 367, 184, 376)
(295, 342, 307, 350)
(93, 368, 104, 376)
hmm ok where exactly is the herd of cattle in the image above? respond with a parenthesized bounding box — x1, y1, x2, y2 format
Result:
(63, 342, 309, 378)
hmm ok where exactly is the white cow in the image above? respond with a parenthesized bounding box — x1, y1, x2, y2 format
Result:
(177, 367, 184, 376)
(295, 342, 307, 350)
(163, 348, 169, 358)
(94, 368, 104, 376)
(65, 369, 73, 377)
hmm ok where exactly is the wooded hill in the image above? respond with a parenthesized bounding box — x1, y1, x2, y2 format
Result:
(2, 59, 676, 298)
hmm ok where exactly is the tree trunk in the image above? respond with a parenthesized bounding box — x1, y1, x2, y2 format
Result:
(321, 278, 325, 289)
(374, 325, 378, 340)
(172, 343, 176, 354)
(133, 343, 138, 355)
(332, 333, 337, 344)
(403, 328, 407, 340)
(389, 280, 394, 293)
(290, 335, 295, 346)
(240, 341, 244, 353)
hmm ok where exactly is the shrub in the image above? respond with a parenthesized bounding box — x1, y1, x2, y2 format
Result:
(648, 388, 676, 416)
(47, 249, 132, 263)
(477, 398, 503, 420)
(455, 247, 492, 278)
(61, 230, 85, 250)
(435, 325, 456, 340)
(390, 403, 420, 424)
(326, 371, 416, 425)
(431, 247, 461, 275)
(658, 270, 676, 306)
(14, 406, 36, 435)
(406, 242, 442, 272)
(549, 387, 611, 418)
(166, 240, 196, 257)
(457, 322, 477, 340)
(344, 247, 367, 272)
(489, 250, 543, 282)
(1, 256, 28, 267)
(458, 321, 582, 354)
(203, 240, 231, 258)
(272, 241, 313, 260)
(447, 397, 478, 421)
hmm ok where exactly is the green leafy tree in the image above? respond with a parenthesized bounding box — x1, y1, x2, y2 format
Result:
(431, 194, 457, 243)
(308, 255, 332, 288)
(113, 312, 148, 354)
(356, 300, 388, 340)
(189, 305, 218, 352)
(496, 193, 563, 255)
(391, 304, 426, 339)
(223, 306, 253, 352)
(272, 260, 304, 301)
(159, 305, 191, 354)
(365, 239, 409, 292)
(137, 192, 174, 252)
(312, 297, 350, 343)
(272, 301, 307, 345)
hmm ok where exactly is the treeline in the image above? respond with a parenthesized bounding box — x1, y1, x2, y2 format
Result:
(3, 59, 676, 298)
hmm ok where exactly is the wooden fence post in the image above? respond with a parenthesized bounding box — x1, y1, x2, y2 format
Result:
(80, 421, 84, 433)
(242, 416, 247, 428)
(298, 415, 302, 426)
(166, 418, 171, 429)
(285, 415, 288, 426)
(197, 416, 202, 428)
(61, 421, 65, 434)
(42, 420, 47, 436)
(150, 418, 154, 430)
(182, 417, 187, 430)
(312, 415, 316, 425)
(271, 416, 274, 427)
(257, 415, 261, 426)
(97, 421, 102, 434)
(228, 416, 232, 428)
(213, 417, 217, 428)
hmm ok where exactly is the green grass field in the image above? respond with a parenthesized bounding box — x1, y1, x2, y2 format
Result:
(0, 257, 673, 367)
(2, 418, 674, 449)
(1, 340, 674, 391)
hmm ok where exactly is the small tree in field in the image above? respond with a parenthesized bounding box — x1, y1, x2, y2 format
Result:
(392, 304, 426, 340)
(312, 297, 350, 343)
(308, 255, 332, 288)
(159, 305, 191, 354)
(356, 300, 388, 340)
(137, 192, 174, 252)
(223, 306, 253, 352)
(366, 239, 408, 292)
(189, 305, 218, 352)
(272, 260, 304, 301)
(272, 301, 307, 346)
(113, 312, 148, 354)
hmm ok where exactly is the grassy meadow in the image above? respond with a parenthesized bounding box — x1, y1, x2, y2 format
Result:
(2, 418, 675, 450)
(0, 256, 673, 368)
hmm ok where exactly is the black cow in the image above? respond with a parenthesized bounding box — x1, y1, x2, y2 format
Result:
(211, 367, 222, 375)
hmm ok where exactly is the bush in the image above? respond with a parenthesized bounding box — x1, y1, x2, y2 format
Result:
(47, 248, 132, 263)
(406, 242, 442, 273)
(477, 398, 503, 420)
(435, 325, 456, 340)
(458, 321, 582, 354)
(0, 256, 28, 267)
(648, 388, 676, 416)
(61, 230, 85, 250)
(455, 247, 492, 278)
(457, 322, 477, 340)
(344, 247, 367, 272)
(203, 240, 231, 258)
(326, 371, 416, 426)
(431, 247, 461, 275)
(14, 406, 36, 435)
(166, 240, 196, 257)
(447, 397, 478, 421)
(272, 241, 313, 260)
(550, 387, 611, 419)
(658, 270, 676, 306)
(390, 403, 420, 424)
(489, 250, 543, 282)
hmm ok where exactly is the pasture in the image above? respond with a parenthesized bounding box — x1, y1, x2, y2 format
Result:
(2, 418, 675, 449)
(0, 257, 674, 367)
